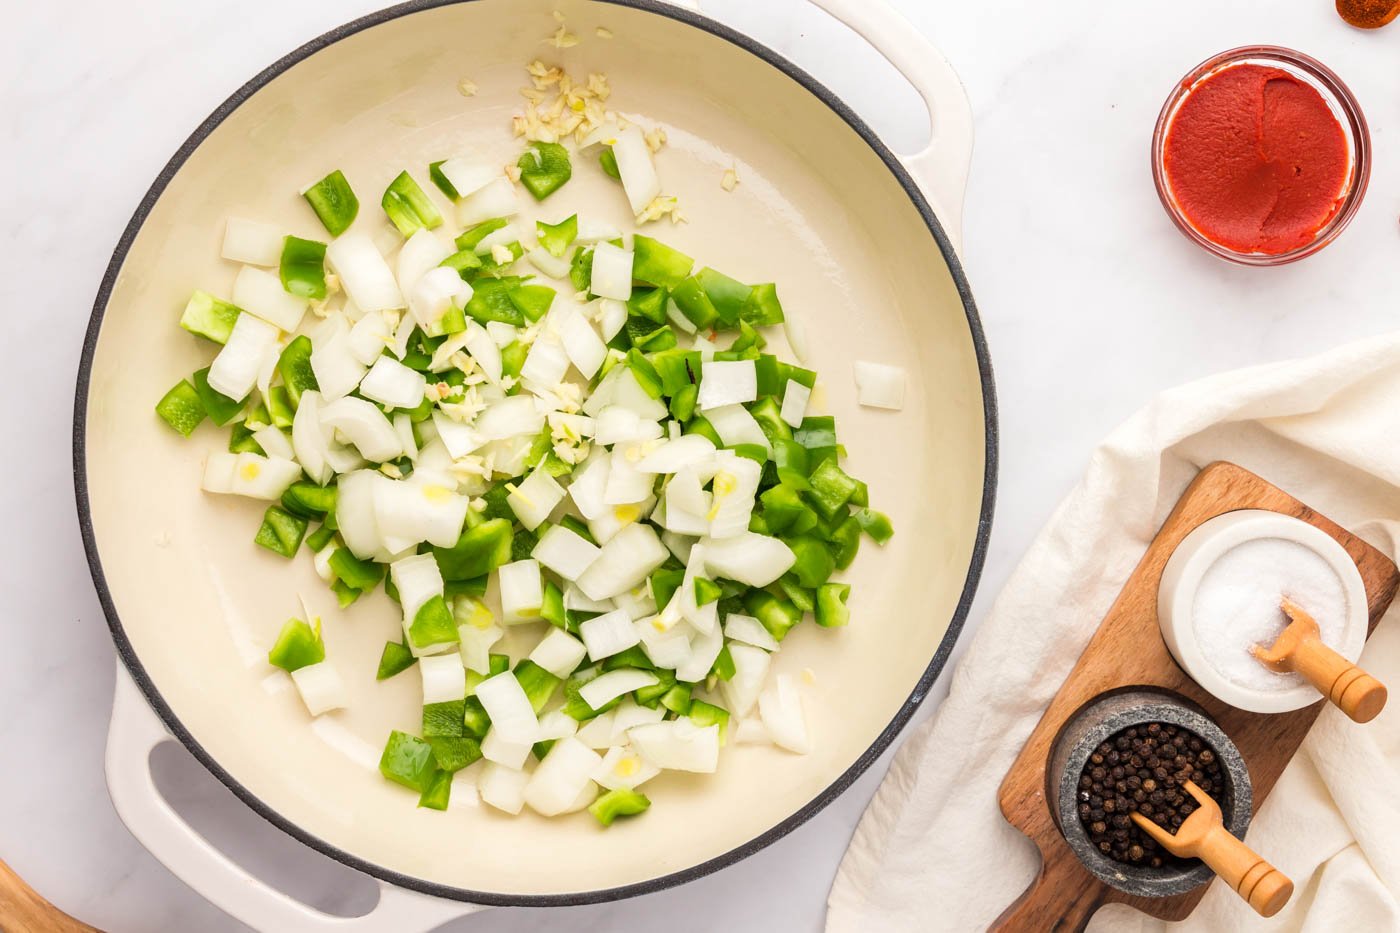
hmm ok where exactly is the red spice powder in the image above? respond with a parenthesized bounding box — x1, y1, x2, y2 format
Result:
(1163, 64, 1349, 255)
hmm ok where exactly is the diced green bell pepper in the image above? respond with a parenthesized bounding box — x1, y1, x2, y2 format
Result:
(627, 286, 669, 325)
(427, 160, 458, 200)
(688, 699, 730, 744)
(379, 731, 437, 793)
(563, 666, 622, 721)
(305, 523, 336, 553)
(456, 218, 509, 252)
(267, 386, 295, 428)
(670, 275, 718, 329)
(329, 547, 385, 591)
(658, 681, 692, 714)
(784, 535, 835, 588)
(302, 170, 359, 236)
(589, 788, 650, 826)
(267, 617, 324, 672)
(632, 235, 694, 289)
(853, 507, 894, 544)
(408, 595, 458, 649)
(709, 644, 736, 681)
(461, 697, 491, 737)
(282, 481, 337, 517)
(376, 640, 417, 680)
(536, 215, 578, 258)
(816, 582, 851, 627)
(627, 350, 663, 398)
(255, 506, 308, 558)
(599, 148, 621, 180)
(191, 368, 243, 426)
(778, 577, 816, 613)
(759, 485, 809, 535)
(650, 567, 685, 609)
(155, 379, 206, 437)
(744, 590, 803, 642)
(508, 284, 556, 322)
(426, 736, 481, 774)
(514, 660, 561, 713)
(279, 235, 328, 300)
(541, 580, 567, 629)
(277, 336, 319, 408)
(227, 421, 264, 455)
(669, 383, 698, 422)
(465, 277, 525, 326)
(684, 413, 722, 447)
(694, 577, 722, 606)
(382, 170, 443, 237)
(740, 282, 785, 326)
(518, 142, 572, 200)
(179, 291, 241, 344)
(829, 515, 862, 570)
(440, 248, 483, 278)
(423, 699, 466, 738)
(806, 458, 859, 520)
(696, 267, 752, 327)
(433, 518, 512, 580)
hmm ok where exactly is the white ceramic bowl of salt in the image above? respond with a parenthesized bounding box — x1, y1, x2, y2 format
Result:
(1158, 510, 1368, 714)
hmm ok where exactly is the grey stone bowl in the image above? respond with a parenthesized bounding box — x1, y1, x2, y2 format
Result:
(1048, 688, 1253, 899)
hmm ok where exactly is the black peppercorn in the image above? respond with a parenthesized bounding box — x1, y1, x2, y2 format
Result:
(1076, 721, 1226, 868)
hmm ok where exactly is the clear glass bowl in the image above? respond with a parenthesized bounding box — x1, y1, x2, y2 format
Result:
(1151, 46, 1371, 266)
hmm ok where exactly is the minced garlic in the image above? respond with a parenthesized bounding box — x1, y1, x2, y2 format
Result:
(457, 77, 478, 97)
(721, 166, 739, 192)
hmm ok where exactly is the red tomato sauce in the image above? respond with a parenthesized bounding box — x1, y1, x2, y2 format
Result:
(1163, 64, 1349, 255)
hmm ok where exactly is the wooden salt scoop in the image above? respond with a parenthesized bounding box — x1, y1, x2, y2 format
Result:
(1251, 598, 1388, 723)
(1130, 781, 1293, 918)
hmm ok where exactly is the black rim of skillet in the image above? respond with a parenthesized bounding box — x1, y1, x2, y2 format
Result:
(71, 0, 999, 908)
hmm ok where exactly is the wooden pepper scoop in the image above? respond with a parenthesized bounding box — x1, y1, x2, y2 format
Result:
(1251, 598, 1388, 723)
(1130, 781, 1293, 918)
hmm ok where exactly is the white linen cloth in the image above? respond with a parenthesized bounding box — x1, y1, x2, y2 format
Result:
(828, 333, 1400, 931)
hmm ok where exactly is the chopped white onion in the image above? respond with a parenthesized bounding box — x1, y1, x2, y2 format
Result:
(373, 474, 468, 549)
(292, 392, 351, 487)
(474, 395, 545, 440)
(210, 452, 300, 500)
(587, 495, 655, 546)
(597, 299, 628, 342)
(564, 586, 615, 615)
(780, 379, 811, 427)
(395, 228, 453, 296)
(326, 234, 405, 312)
(666, 297, 697, 335)
(409, 266, 472, 331)
(708, 452, 762, 539)
(576, 217, 624, 243)
(536, 709, 580, 742)
(289, 662, 347, 717)
(359, 355, 427, 410)
(579, 668, 658, 710)
(702, 533, 795, 587)
(734, 718, 773, 746)
(532, 524, 602, 581)
(579, 609, 643, 661)
(336, 470, 385, 560)
(576, 710, 620, 749)
(589, 242, 634, 300)
(853, 360, 907, 410)
(629, 720, 720, 773)
(635, 434, 715, 474)
(507, 467, 566, 531)
(603, 447, 657, 506)
(463, 322, 503, 384)
(612, 126, 662, 215)
(221, 218, 282, 267)
(320, 396, 402, 462)
(474, 671, 539, 744)
(526, 247, 572, 280)
(568, 451, 611, 520)
(251, 424, 294, 461)
(457, 619, 503, 675)
(482, 726, 534, 770)
(723, 613, 780, 652)
(389, 552, 443, 621)
(478, 761, 530, 815)
(529, 628, 588, 679)
(722, 643, 771, 718)
(524, 737, 602, 817)
(594, 407, 663, 447)
(393, 412, 417, 461)
(432, 412, 484, 459)
(520, 335, 570, 387)
(557, 309, 607, 379)
(457, 177, 519, 227)
(675, 608, 723, 683)
(612, 585, 657, 621)
(437, 157, 498, 199)
(704, 403, 770, 453)
(759, 673, 811, 754)
(637, 620, 691, 669)
(783, 315, 810, 364)
(420, 653, 467, 704)
(592, 745, 661, 790)
(309, 329, 369, 403)
(208, 312, 280, 401)
(346, 311, 395, 365)
(498, 559, 544, 624)
(697, 359, 757, 411)
(232, 265, 307, 332)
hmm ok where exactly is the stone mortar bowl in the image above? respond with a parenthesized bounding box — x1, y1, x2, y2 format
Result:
(1048, 688, 1254, 898)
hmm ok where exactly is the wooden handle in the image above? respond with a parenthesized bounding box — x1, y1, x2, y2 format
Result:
(1291, 636, 1388, 723)
(989, 850, 1105, 933)
(1194, 826, 1293, 918)
(0, 858, 101, 933)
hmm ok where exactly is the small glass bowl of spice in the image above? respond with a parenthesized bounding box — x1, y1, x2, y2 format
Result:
(1050, 689, 1252, 898)
(1152, 46, 1370, 265)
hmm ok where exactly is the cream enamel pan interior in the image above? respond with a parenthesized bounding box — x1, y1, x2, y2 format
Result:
(76, 0, 995, 905)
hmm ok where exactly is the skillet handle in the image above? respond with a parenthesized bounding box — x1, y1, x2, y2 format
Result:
(104, 663, 482, 932)
(806, 0, 974, 252)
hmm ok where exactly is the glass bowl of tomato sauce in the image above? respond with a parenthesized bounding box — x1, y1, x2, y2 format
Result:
(1152, 46, 1370, 266)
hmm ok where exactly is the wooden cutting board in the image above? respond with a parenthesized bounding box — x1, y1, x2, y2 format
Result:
(991, 461, 1400, 930)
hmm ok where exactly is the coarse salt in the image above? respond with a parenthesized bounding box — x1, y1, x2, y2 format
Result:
(1191, 537, 1348, 692)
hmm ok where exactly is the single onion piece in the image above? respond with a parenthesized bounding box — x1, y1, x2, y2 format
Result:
(327, 234, 405, 312)
(759, 673, 811, 754)
(420, 653, 467, 705)
(438, 157, 498, 199)
(526, 246, 572, 280)
(852, 360, 907, 411)
(478, 762, 530, 815)
(233, 265, 307, 332)
(290, 662, 347, 716)
(721, 643, 771, 718)
(697, 359, 757, 411)
(597, 299, 628, 342)
(523, 737, 602, 817)
(780, 379, 811, 428)
(395, 227, 453, 296)
(457, 177, 519, 227)
(474, 671, 539, 744)
(612, 126, 662, 215)
(577, 668, 657, 710)
(529, 628, 588, 679)
(359, 355, 427, 410)
(532, 524, 602, 582)
(320, 396, 403, 462)
(701, 533, 795, 587)
(589, 242, 634, 301)
(579, 609, 643, 661)
(221, 218, 282, 267)
(629, 720, 719, 773)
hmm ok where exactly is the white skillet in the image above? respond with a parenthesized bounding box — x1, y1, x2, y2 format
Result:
(76, 0, 995, 928)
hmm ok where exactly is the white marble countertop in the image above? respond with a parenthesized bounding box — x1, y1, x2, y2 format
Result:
(4, 0, 1397, 930)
